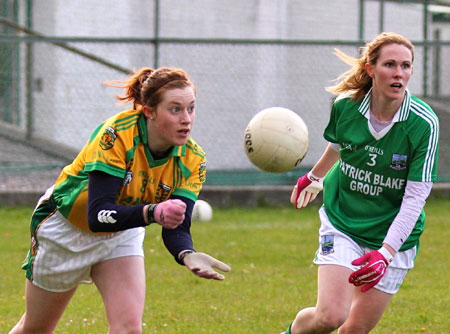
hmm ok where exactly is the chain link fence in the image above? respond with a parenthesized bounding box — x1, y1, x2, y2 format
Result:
(1, 0, 449, 193)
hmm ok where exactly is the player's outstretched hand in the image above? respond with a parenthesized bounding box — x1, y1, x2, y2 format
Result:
(290, 171, 323, 209)
(154, 199, 186, 229)
(183, 252, 231, 281)
(349, 249, 391, 292)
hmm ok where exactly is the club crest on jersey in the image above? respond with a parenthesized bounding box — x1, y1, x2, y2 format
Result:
(123, 170, 133, 186)
(390, 154, 407, 170)
(30, 236, 38, 255)
(155, 182, 172, 202)
(320, 235, 334, 255)
(100, 126, 117, 150)
(199, 162, 206, 183)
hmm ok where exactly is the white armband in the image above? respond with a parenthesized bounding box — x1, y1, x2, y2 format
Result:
(378, 246, 394, 264)
(328, 142, 340, 152)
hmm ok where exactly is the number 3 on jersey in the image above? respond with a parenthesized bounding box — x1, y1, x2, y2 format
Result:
(367, 153, 377, 167)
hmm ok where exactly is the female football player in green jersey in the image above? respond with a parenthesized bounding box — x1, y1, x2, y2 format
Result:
(10, 67, 230, 334)
(282, 32, 439, 334)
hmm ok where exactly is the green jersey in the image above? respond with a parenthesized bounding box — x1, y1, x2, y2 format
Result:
(323, 89, 439, 251)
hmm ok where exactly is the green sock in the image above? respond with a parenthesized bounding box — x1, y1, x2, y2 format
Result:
(284, 322, 293, 334)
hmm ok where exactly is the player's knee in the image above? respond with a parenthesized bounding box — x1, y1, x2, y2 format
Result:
(316, 308, 347, 331)
(317, 317, 344, 332)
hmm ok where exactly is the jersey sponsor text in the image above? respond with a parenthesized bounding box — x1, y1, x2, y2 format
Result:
(341, 160, 405, 196)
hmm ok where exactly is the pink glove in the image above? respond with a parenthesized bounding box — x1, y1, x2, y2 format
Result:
(290, 171, 323, 209)
(154, 199, 186, 229)
(349, 248, 393, 292)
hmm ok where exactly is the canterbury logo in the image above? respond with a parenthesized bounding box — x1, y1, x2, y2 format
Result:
(97, 210, 117, 224)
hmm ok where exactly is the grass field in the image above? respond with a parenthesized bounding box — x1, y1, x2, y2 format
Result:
(0, 199, 449, 333)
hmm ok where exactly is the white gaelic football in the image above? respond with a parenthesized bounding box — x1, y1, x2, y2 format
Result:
(244, 107, 309, 173)
(192, 199, 213, 222)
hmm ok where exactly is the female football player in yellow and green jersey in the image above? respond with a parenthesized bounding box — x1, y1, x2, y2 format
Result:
(11, 67, 230, 334)
(283, 33, 439, 334)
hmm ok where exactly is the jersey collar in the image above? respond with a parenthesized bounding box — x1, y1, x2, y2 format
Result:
(138, 113, 186, 157)
(137, 114, 190, 176)
(358, 87, 411, 122)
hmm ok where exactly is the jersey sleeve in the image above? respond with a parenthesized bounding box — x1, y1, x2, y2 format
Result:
(83, 120, 131, 179)
(407, 109, 439, 182)
(323, 101, 339, 144)
(162, 195, 196, 264)
(172, 142, 207, 201)
(87, 171, 147, 232)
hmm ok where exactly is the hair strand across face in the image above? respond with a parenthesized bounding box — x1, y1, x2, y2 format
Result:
(326, 32, 414, 101)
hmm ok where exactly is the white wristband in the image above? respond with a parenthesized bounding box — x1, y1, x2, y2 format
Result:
(378, 246, 394, 263)
(307, 171, 323, 183)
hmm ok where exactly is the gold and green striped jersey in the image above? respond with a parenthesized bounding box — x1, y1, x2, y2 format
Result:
(52, 109, 206, 232)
